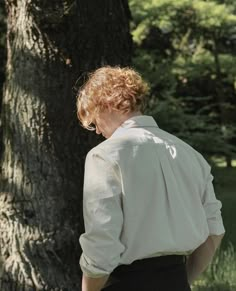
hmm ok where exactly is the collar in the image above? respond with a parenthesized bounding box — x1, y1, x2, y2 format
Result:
(111, 115, 158, 138)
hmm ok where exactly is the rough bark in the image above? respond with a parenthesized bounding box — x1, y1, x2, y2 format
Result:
(0, 0, 132, 290)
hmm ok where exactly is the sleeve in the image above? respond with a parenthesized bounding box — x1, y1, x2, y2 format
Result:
(202, 171, 225, 236)
(79, 149, 125, 278)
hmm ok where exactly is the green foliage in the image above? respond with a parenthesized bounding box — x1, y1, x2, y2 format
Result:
(130, 0, 236, 159)
(192, 243, 236, 290)
(130, 0, 236, 39)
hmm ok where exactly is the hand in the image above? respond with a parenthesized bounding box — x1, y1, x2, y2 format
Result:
(186, 234, 224, 284)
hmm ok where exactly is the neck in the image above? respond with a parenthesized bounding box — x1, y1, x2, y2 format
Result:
(118, 111, 143, 126)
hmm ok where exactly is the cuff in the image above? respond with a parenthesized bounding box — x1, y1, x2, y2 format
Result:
(80, 253, 111, 278)
(208, 218, 225, 236)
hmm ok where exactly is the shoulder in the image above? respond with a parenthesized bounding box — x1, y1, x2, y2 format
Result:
(87, 133, 139, 164)
(86, 139, 121, 166)
(156, 127, 211, 171)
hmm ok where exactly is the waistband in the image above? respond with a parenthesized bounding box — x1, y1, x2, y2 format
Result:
(112, 255, 186, 275)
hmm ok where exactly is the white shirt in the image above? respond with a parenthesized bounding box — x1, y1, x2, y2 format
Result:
(79, 115, 225, 278)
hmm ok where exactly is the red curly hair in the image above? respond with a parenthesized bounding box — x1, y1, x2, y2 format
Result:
(76, 66, 149, 130)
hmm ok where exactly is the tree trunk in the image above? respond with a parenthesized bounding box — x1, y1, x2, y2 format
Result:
(0, 0, 132, 290)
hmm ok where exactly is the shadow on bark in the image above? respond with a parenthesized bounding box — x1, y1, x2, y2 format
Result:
(0, 47, 102, 289)
(1, 1, 131, 288)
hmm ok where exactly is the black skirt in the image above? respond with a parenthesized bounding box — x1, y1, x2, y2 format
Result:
(102, 255, 191, 291)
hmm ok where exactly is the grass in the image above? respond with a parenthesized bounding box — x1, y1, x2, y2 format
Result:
(192, 243, 236, 291)
(191, 162, 236, 291)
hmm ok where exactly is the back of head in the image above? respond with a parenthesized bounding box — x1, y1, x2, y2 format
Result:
(76, 66, 149, 130)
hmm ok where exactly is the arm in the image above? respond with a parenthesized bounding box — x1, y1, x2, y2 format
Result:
(186, 233, 224, 284)
(82, 274, 109, 291)
(79, 150, 125, 289)
(186, 161, 225, 284)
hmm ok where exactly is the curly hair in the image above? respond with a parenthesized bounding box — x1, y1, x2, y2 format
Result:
(76, 66, 149, 130)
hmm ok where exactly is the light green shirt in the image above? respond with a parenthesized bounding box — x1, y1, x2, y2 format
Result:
(79, 115, 225, 278)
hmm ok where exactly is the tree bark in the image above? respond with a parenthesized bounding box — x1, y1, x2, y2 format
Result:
(0, 0, 132, 290)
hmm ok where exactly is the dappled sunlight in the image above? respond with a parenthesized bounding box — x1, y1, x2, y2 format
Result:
(164, 141, 177, 159)
(211, 156, 236, 168)
(152, 136, 177, 159)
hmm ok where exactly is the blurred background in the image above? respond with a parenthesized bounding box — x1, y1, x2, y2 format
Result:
(0, 0, 236, 290)
(128, 2, 236, 289)
(129, 2, 236, 290)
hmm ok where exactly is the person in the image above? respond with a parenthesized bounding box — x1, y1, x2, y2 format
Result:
(76, 66, 225, 291)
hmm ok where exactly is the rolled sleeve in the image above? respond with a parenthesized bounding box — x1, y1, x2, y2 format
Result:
(202, 173, 225, 235)
(79, 149, 125, 277)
